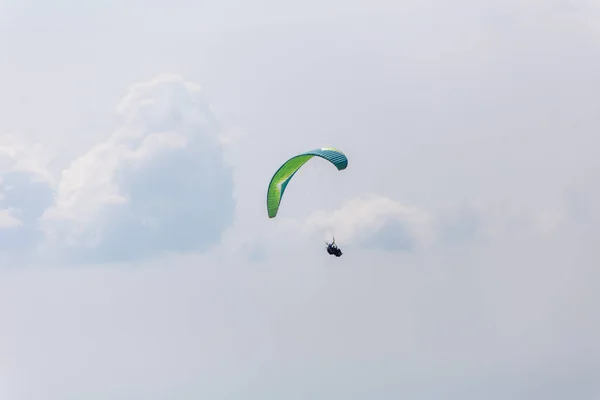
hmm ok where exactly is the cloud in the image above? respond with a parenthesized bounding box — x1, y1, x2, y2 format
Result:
(0, 136, 55, 258)
(301, 195, 435, 251)
(0, 134, 55, 186)
(0, 73, 236, 265)
(289, 193, 579, 256)
(298, 195, 491, 253)
(0, 173, 54, 249)
(33, 73, 235, 263)
(0, 208, 21, 228)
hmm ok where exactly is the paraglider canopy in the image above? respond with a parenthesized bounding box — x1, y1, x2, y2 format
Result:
(266, 147, 348, 218)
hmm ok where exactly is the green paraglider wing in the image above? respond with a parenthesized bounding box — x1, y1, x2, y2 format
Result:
(267, 147, 348, 218)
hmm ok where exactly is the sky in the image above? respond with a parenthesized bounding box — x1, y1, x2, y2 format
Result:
(0, 0, 599, 398)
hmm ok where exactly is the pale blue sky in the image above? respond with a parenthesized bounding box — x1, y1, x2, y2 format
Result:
(0, 0, 598, 398)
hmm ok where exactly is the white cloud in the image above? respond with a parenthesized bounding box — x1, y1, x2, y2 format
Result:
(0, 134, 55, 186)
(287, 194, 578, 256)
(303, 195, 434, 251)
(34, 73, 235, 262)
(0, 136, 55, 256)
(0, 208, 22, 228)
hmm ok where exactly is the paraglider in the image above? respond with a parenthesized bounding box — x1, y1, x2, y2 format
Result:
(326, 238, 342, 257)
(266, 147, 348, 256)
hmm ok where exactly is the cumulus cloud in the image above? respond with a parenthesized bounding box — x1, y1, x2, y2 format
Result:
(0, 208, 21, 228)
(292, 194, 578, 255)
(0, 74, 235, 264)
(0, 134, 55, 186)
(298, 195, 469, 253)
(0, 136, 55, 256)
(36, 74, 235, 263)
(0, 73, 238, 265)
(301, 195, 435, 251)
